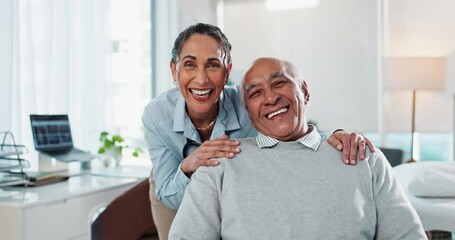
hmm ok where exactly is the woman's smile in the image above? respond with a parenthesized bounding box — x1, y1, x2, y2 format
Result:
(189, 88, 214, 101)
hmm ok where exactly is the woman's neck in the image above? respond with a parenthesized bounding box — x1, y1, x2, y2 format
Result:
(187, 105, 219, 142)
(198, 128, 213, 142)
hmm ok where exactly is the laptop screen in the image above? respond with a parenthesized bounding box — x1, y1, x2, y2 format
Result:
(30, 114, 74, 151)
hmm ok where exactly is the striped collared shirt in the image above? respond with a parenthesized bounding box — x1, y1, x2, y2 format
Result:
(255, 124, 322, 151)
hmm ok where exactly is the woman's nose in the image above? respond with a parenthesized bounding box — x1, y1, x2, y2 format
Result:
(194, 68, 209, 84)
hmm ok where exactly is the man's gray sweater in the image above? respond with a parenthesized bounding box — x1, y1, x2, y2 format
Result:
(169, 138, 426, 239)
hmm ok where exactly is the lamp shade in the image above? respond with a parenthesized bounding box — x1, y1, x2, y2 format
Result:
(383, 57, 452, 133)
(383, 57, 446, 91)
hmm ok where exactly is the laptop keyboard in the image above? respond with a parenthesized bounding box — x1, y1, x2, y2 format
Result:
(44, 149, 95, 162)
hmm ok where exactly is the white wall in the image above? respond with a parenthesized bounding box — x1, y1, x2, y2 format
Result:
(178, 0, 219, 28)
(385, 0, 455, 57)
(221, 0, 380, 132)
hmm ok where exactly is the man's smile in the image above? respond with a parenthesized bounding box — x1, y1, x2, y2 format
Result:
(266, 106, 289, 119)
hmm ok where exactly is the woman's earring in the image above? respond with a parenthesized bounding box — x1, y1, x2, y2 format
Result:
(173, 79, 177, 85)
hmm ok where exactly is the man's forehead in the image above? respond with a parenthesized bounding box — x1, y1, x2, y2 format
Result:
(244, 58, 288, 86)
(253, 59, 284, 70)
(245, 71, 289, 91)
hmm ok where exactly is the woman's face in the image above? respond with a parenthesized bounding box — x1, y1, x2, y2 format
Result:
(171, 34, 232, 119)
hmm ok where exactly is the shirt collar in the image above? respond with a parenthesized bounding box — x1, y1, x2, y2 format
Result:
(255, 124, 321, 150)
(173, 88, 242, 142)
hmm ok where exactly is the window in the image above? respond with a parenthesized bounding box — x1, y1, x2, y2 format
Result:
(364, 133, 453, 162)
(108, 0, 151, 140)
(6, 0, 153, 167)
(107, 0, 152, 165)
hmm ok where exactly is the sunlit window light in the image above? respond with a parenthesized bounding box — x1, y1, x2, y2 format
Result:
(265, 0, 319, 11)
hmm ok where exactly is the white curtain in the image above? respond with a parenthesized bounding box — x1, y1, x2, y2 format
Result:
(153, 0, 178, 96)
(4, 0, 111, 155)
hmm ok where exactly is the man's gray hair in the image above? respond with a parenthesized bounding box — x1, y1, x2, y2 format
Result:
(282, 60, 304, 85)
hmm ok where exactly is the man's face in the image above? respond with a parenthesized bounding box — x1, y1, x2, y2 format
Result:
(243, 58, 309, 141)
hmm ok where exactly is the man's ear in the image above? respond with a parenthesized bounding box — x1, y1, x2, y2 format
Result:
(301, 81, 310, 105)
(170, 61, 178, 84)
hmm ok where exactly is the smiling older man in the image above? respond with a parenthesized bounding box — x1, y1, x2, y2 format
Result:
(169, 57, 426, 240)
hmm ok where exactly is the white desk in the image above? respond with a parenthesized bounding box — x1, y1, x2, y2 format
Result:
(0, 166, 150, 240)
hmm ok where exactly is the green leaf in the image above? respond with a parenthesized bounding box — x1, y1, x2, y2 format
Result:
(99, 131, 109, 141)
(98, 147, 106, 154)
(132, 148, 143, 157)
(112, 135, 124, 143)
(104, 139, 113, 148)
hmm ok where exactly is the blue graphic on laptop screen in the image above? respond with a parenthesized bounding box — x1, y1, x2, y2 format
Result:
(30, 115, 73, 150)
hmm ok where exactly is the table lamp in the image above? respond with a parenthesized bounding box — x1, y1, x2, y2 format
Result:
(383, 57, 446, 162)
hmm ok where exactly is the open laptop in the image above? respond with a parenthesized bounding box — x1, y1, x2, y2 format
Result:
(30, 114, 95, 162)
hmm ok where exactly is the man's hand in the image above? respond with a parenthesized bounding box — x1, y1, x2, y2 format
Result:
(181, 135, 240, 177)
(327, 131, 375, 165)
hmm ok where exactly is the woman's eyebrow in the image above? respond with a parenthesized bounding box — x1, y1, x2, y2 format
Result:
(207, 58, 222, 62)
(180, 56, 222, 63)
(181, 55, 196, 61)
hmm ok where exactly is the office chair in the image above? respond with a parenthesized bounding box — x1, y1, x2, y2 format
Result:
(91, 178, 159, 240)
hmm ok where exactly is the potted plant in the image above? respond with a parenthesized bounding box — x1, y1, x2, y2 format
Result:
(97, 131, 142, 167)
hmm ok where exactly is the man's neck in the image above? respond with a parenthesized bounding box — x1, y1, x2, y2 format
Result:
(277, 123, 311, 142)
